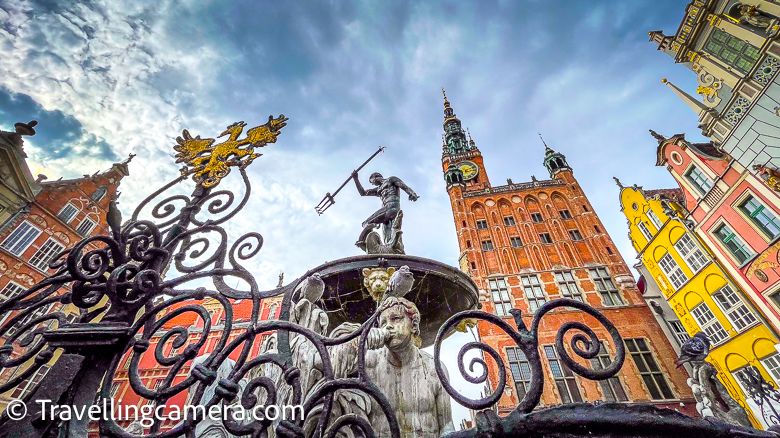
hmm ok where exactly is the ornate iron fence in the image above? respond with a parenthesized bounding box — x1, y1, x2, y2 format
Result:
(0, 117, 776, 438)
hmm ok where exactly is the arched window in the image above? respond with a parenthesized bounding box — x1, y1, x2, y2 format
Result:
(91, 186, 108, 202)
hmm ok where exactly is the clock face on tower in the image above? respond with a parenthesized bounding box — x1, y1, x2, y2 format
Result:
(457, 161, 479, 180)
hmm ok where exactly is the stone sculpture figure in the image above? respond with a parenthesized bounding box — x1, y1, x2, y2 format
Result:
(731, 3, 779, 34)
(676, 332, 753, 428)
(353, 170, 418, 255)
(330, 295, 454, 438)
(185, 355, 246, 438)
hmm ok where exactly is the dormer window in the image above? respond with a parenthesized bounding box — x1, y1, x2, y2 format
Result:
(91, 186, 108, 202)
(685, 166, 713, 195)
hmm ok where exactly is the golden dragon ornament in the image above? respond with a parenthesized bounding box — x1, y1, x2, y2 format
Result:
(174, 114, 289, 188)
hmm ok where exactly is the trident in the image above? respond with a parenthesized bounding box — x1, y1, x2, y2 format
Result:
(315, 146, 386, 215)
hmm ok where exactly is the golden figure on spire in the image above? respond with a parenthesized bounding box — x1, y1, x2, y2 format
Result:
(174, 114, 289, 188)
(442, 88, 450, 107)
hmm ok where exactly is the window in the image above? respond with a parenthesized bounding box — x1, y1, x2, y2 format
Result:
(568, 229, 583, 241)
(685, 166, 713, 195)
(594, 225, 601, 233)
(91, 186, 108, 202)
(503, 216, 516, 226)
(668, 320, 690, 346)
(739, 195, 780, 239)
(482, 240, 494, 251)
(10, 365, 49, 400)
(606, 247, 613, 255)
(559, 210, 572, 219)
(703, 28, 760, 74)
(539, 233, 553, 244)
(507, 347, 532, 400)
(1, 221, 41, 256)
(57, 203, 79, 223)
(476, 220, 488, 230)
(76, 217, 97, 236)
(647, 209, 664, 230)
(712, 285, 757, 332)
(531, 213, 543, 223)
(0, 281, 26, 301)
(6, 303, 55, 338)
(521, 275, 546, 312)
(29, 238, 66, 272)
(713, 223, 753, 265)
(589, 268, 623, 306)
(658, 253, 688, 290)
(555, 271, 582, 301)
(673, 234, 708, 273)
(470, 262, 476, 270)
(544, 345, 582, 404)
(466, 240, 471, 248)
(462, 220, 466, 227)
(625, 338, 674, 400)
(582, 205, 589, 212)
(637, 222, 653, 241)
(110, 382, 120, 398)
(510, 236, 523, 248)
(690, 302, 729, 345)
(490, 278, 513, 317)
(761, 353, 780, 383)
(590, 342, 628, 402)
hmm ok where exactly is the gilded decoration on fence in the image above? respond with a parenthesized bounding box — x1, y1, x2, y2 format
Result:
(174, 114, 289, 187)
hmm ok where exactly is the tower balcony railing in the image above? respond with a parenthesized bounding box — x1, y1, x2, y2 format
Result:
(463, 179, 566, 198)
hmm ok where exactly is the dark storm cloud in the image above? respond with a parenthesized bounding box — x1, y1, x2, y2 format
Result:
(0, 88, 118, 161)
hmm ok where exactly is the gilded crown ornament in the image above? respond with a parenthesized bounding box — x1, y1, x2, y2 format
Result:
(174, 114, 288, 187)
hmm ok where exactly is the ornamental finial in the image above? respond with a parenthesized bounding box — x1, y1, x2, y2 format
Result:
(442, 88, 450, 107)
(174, 114, 289, 188)
(613, 177, 624, 188)
(539, 133, 552, 152)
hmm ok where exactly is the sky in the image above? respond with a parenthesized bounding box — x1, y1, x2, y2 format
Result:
(0, 0, 711, 427)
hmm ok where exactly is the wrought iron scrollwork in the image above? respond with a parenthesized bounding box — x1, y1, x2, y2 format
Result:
(433, 298, 625, 414)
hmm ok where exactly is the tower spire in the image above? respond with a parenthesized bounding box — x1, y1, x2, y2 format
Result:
(440, 91, 475, 155)
(539, 133, 552, 153)
(661, 78, 708, 117)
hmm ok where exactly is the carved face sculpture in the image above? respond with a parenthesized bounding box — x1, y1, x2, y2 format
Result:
(378, 296, 421, 350)
(380, 306, 413, 351)
(362, 267, 395, 302)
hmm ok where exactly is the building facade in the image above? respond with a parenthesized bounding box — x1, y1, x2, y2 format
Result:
(650, 0, 780, 193)
(618, 177, 778, 428)
(0, 122, 132, 409)
(440, 92, 696, 416)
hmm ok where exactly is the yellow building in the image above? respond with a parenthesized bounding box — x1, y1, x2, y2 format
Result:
(618, 182, 780, 428)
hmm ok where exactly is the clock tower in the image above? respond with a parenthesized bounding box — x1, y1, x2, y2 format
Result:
(440, 92, 695, 416)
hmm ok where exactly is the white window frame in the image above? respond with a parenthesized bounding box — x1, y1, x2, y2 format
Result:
(647, 208, 664, 230)
(690, 302, 730, 346)
(673, 234, 709, 273)
(521, 275, 546, 313)
(761, 352, 780, 383)
(637, 221, 653, 241)
(555, 271, 582, 301)
(0, 281, 26, 301)
(76, 216, 97, 236)
(1, 221, 42, 257)
(711, 284, 758, 332)
(28, 238, 66, 272)
(489, 278, 513, 317)
(658, 253, 688, 290)
(56, 202, 80, 224)
(668, 320, 690, 346)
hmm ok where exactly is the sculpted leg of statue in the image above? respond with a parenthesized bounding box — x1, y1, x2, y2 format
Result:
(330, 296, 454, 438)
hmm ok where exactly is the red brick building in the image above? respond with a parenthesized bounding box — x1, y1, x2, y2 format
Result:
(103, 295, 283, 433)
(439, 92, 696, 415)
(0, 122, 131, 404)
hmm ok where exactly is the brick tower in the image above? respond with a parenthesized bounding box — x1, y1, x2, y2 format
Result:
(440, 91, 696, 415)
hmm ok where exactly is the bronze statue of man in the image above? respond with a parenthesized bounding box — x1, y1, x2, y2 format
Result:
(352, 170, 419, 247)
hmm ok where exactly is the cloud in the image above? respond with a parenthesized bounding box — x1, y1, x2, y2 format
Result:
(0, 0, 714, 424)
